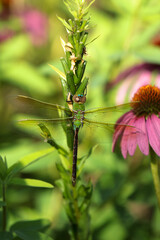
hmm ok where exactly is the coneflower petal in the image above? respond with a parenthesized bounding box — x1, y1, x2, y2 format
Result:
(127, 119, 137, 156)
(120, 118, 135, 158)
(146, 115, 160, 156)
(151, 114, 160, 138)
(135, 116, 149, 155)
(112, 111, 134, 152)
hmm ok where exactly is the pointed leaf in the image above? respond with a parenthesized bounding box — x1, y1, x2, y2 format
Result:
(77, 146, 96, 177)
(0, 156, 8, 180)
(64, 0, 77, 17)
(60, 37, 66, 53)
(57, 16, 72, 31)
(10, 219, 51, 232)
(48, 64, 66, 80)
(14, 230, 53, 240)
(7, 148, 54, 181)
(84, 0, 95, 14)
(86, 34, 101, 46)
(10, 178, 54, 188)
(0, 232, 13, 240)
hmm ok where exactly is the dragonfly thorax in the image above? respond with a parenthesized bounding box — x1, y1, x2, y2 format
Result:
(73, 110, 84, 130)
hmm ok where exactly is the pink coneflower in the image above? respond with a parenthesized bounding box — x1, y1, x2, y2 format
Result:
(112, 85, 160, 158)
(115, 63, 160, 105)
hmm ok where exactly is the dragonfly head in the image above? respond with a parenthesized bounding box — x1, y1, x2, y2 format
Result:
(73, 94, 86, 104)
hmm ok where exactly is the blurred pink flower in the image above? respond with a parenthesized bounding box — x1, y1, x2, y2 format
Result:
(105, 63, 160, 105)
(112, 85, 160, 158)
(21, 9, 48, 46)
(0, 1, 49, 46)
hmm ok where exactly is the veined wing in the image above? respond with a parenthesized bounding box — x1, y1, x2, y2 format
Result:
(83, 119, 137, 132)
(17, 95, 72, 113)
(84, 102, 137, 115)
(18, 117, 73, 126)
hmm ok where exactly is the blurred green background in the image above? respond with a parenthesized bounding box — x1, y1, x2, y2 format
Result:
(1, 0, 160, 239)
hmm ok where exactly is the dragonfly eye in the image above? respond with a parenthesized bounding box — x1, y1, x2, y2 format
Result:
(73, 95, 86, 104)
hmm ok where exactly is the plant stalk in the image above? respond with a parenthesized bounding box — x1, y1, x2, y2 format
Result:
(2, 183, 7, 231)
(150, 147, 160, 208)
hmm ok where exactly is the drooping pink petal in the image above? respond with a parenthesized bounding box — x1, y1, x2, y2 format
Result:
(120, 117, 136, 158)
(127, 119, 137, 156)
(150, 114, 160, 138)
(112, 125, 125, 152)
(146, 115, 160, 156)
(134, 116, 149, 155)
(112, 111, 134, 151)
(116, 111, 135, 125)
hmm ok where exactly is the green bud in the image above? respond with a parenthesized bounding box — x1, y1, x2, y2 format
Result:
(60, 57, 69, 74)
(73, 73, 80, 85)
(65, 51, 71, 69)
(66, 72, 76, 95)
(68, 33, 74, 49)
(77, 42, 84, 59)
(81, 32, 88, 44)
(68, 19, 73, 29)
(76, 60, 87, 82)
(76, 77, 89, 95)
(80, 20, 88, 31)
(60, 77, 69, 101)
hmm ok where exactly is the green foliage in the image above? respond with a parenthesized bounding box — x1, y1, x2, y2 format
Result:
(1, 0, 160, 239)
(10, 178, 53, 188)
(10, 219, 53, 240)
(0, 232, 13, 240)
(0, 152, 54, 238)
(6, 148, 55, 182)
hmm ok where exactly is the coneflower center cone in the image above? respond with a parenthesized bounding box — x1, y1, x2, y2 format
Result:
(131, 85, 160, 117)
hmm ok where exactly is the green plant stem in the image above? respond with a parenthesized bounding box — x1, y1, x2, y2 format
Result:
(150, 147, 160, 208)
(2, 183, 7, 231)
(72, 187, 80, 240)
(69, 150, 80, 240)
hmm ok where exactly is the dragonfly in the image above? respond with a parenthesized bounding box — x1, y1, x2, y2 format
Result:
(17, 94, 136, 186)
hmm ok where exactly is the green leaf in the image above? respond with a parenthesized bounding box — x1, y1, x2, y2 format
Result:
(77, 146, 96, 177)
(133, 46, 160, 64)
(0, 35, 30, 61)
(83, 0, 95, 14)
(64, 0, 77, 17)
(57, 16, 72, 31)
(0, 232, 13, 240)
(10, 219, 51, 232)
(14, 231, 53, 240)
(0, 156, 8, 181)
(7, 148, 54, 181)
(10, 178, 54, 188)
(48, 64, 66, 80)
(1, 62, 53, 95)
(0, 201, 6, 208)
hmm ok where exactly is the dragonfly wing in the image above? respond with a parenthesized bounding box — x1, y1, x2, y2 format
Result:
(18, 117, 73, 126)
(84, 102, 138, 115)
(83, 119, 137, 132)
(17, 95, 72, 114)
